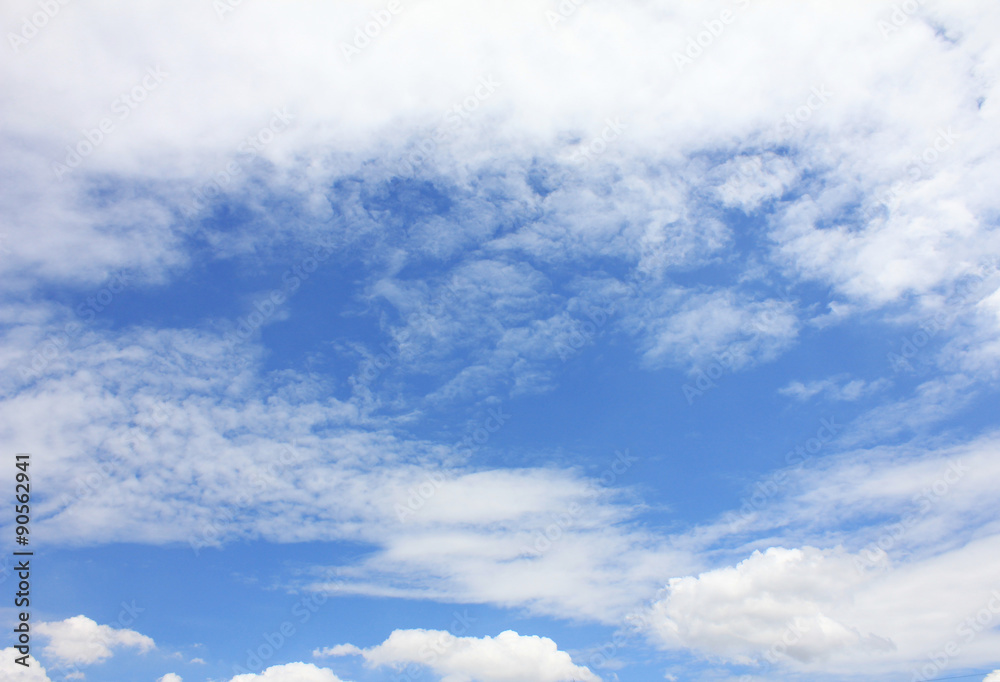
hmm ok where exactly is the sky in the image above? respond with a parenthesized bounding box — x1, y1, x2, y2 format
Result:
(1, 1, 1000, 681)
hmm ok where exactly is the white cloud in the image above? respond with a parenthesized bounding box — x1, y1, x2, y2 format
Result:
(637, 289, 799, 371)
(779, 376, 890, 402)
(320, 629, 600, 682)
(229, 662, 345, 682)
(0, 649, 53, 681)
(652, 432, 1000, 675)
(648, 546, 894, 665)
(157, 674, 183, 682)
(984, 671, 1000, 682)
(36, 615, 155, 666)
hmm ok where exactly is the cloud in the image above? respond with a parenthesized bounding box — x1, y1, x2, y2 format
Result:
(647, 546, 893, 665)
(35, 615, 155, 666)
(636, 289, 799, 371)
(779, 376, 890, 402)
(319, 629, 600, 682)
(0, 649, 53, 681)
(651, 432, 1000, 675)
(984, 671, 1000, 682)
(229, 662, 346, 682)
(157, 674, 183, 682)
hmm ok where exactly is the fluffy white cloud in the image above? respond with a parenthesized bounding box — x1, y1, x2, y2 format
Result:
(230, 662, 345, 682)
(157, 674, 183, 682)
(35, 615, 155, 666)
(0, 649, 53, 681)
(648, 547, 893, 665)
(650, 432, 1000, 674)
(984, 671, 1000, 682)
(319, 629, 600, 682)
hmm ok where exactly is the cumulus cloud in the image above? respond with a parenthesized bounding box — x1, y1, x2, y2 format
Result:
(647, 547, 893, 665)
(157, 674, 183, 682)
(318, 629, 600, 682)
(0, 649, 53, 681)
(35, 615, 155, 666)
(2, 2, 1000, 680)
(229, 662, 346, 682)
(650, 432, 1000, 674)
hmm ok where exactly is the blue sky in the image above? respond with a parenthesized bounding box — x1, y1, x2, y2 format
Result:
(2, 1, 1000, 681)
